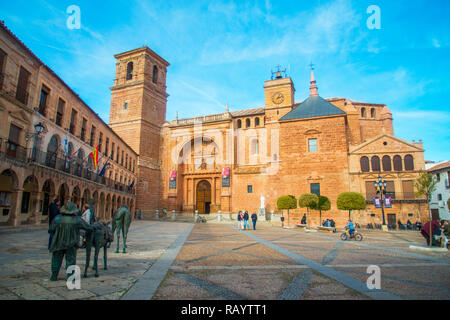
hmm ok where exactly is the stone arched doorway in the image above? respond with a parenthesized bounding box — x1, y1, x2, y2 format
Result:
(0, 169, 19, 224)
(41, 179, 55, 219)
(196, 180, 211, 214)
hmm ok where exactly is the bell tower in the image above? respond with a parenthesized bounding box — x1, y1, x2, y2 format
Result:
(109, 46, 170, 213)
(264, 66, 295, 123)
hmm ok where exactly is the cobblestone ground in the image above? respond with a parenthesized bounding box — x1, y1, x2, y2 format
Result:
(0, 220, 449, 300)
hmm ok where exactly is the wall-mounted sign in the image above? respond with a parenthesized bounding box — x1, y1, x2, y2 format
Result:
(169, 170, 177, 189)
(222, 167, 230, 187)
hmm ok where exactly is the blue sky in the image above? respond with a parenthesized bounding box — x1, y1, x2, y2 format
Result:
(1, 0, 449, 161)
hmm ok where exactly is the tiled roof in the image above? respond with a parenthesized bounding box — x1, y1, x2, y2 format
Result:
(427, 161, 450, 172)
(279, 95, 346, 121)
(230, 107, 265, 117)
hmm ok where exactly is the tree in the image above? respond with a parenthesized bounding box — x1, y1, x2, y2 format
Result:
(277, 195, 297, 227)
(313, 195, 331, 226)
(415, 172, 438, 247)
(298, 193, 319, 227)
(337, 192, 366, 221)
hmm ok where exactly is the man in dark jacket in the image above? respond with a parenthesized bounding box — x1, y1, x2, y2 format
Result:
(251, 213, 258, 230)
(48, 201, 93, 281)
(48, 199, 60, 249)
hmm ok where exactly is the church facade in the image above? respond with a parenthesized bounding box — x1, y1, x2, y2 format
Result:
(110, 47, 428, 227)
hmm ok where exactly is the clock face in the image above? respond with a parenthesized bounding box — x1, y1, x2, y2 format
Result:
(272, 92, 285, 104)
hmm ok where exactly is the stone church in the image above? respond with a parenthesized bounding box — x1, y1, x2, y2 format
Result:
(110, 46, 427, 227)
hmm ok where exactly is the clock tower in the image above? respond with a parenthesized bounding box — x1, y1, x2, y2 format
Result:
(264, 67, 295, 123)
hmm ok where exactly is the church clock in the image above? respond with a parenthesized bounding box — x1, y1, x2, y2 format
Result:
(272, 92, 285, 104)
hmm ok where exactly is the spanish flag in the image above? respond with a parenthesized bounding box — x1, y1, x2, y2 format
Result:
(89, 146, 99, 170)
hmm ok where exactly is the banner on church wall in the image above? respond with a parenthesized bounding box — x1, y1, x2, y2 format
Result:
(169, 170, 177, 189)
(222, 167, 230, 187)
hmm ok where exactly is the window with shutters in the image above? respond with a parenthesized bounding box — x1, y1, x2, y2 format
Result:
(56, 98, 65, 126)
(38, 85, 50, 116)
(385, 181, 395, 199)
(69, 109, 77, 134)
(81, 118, 87, 141)
(15, 66, 31, 104)
(365, 181, 377, 200)
(382, 155, 392, 171)
(0, 48, 6, 89)
(6, 123, 21, 157)
(404, 155, 414, 171)
(90, 125, 96, 146)
(393, 155, 402, 171)
(371, 156, 380, 172)
(402, 180, 414, 200)
(360, 156, 370, 172)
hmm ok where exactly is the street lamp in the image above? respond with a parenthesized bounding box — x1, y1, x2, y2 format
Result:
(374, 175, 388, 230)
(26, 122, 45, 161)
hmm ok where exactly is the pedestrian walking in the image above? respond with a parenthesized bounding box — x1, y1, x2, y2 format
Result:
(251, 212, 257, 230)
(243, 211, 250, 230)
(48, 199, 60, 250)
(237, 211, 243, 229)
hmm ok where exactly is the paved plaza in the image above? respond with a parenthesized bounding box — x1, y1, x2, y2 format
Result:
(0, 220, 449, 300)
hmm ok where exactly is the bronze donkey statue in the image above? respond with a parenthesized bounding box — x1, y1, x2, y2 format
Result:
(84, 220, 113, 278)
(112, 206, 132, 253)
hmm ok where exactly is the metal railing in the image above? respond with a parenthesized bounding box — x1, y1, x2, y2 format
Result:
(0, 146, 136, 195)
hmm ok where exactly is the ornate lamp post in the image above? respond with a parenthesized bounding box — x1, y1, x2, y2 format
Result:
(26, 122, 45, 161)
(374, 175, 388, 231)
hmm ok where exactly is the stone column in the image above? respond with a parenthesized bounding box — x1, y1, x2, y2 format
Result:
(211, 178, 216, 205)
(28, 191, 42, 225)
(8, 188, 23, 226)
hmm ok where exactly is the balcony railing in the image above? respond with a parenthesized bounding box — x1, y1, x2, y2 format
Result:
(0, 145, 135, 195)
(365, 192, 425, 202)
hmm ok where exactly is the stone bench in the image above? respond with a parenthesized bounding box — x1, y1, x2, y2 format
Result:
(296, 224, 307, 228)
(317, 226, 336, 233)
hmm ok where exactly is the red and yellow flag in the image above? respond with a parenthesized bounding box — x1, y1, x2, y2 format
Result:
(89, 146, 99, 170)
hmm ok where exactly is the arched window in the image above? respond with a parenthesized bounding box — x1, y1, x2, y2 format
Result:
(126, 62, 133, 80)
(360, 156, 370, 172)
(246, 118, 251, 128)
(371, 108, 376, 118)
(237, 119, 242, 129)
(255, 117, 260, 126)
(152, 65, 158, 84)
(382, 155, 392, 171)
(393, 155, 402, 171)
(46, 135, 60, 168)
(404, 155, 414, 171)
(361, 107, 366, 118)
(371, 156, 380, 172)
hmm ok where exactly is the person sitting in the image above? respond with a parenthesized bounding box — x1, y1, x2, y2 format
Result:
(324, 219, 330, 227)
(345, 220, 355, 237)
(420, 220, 441, 246)
(330, 219, 336, 228)
(441, 220, 450, 248)
(407, 220, 412, 230)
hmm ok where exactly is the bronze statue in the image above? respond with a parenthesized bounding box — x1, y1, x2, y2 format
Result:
(84, 220, 113, 278)
(112, 206, 132, 253)
(48, 201, 93, 281)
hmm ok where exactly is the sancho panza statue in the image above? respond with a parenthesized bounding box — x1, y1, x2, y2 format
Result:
(48, 201, 93, 281)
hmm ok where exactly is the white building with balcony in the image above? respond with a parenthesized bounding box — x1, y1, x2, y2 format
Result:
(428, 161, 450, 220)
